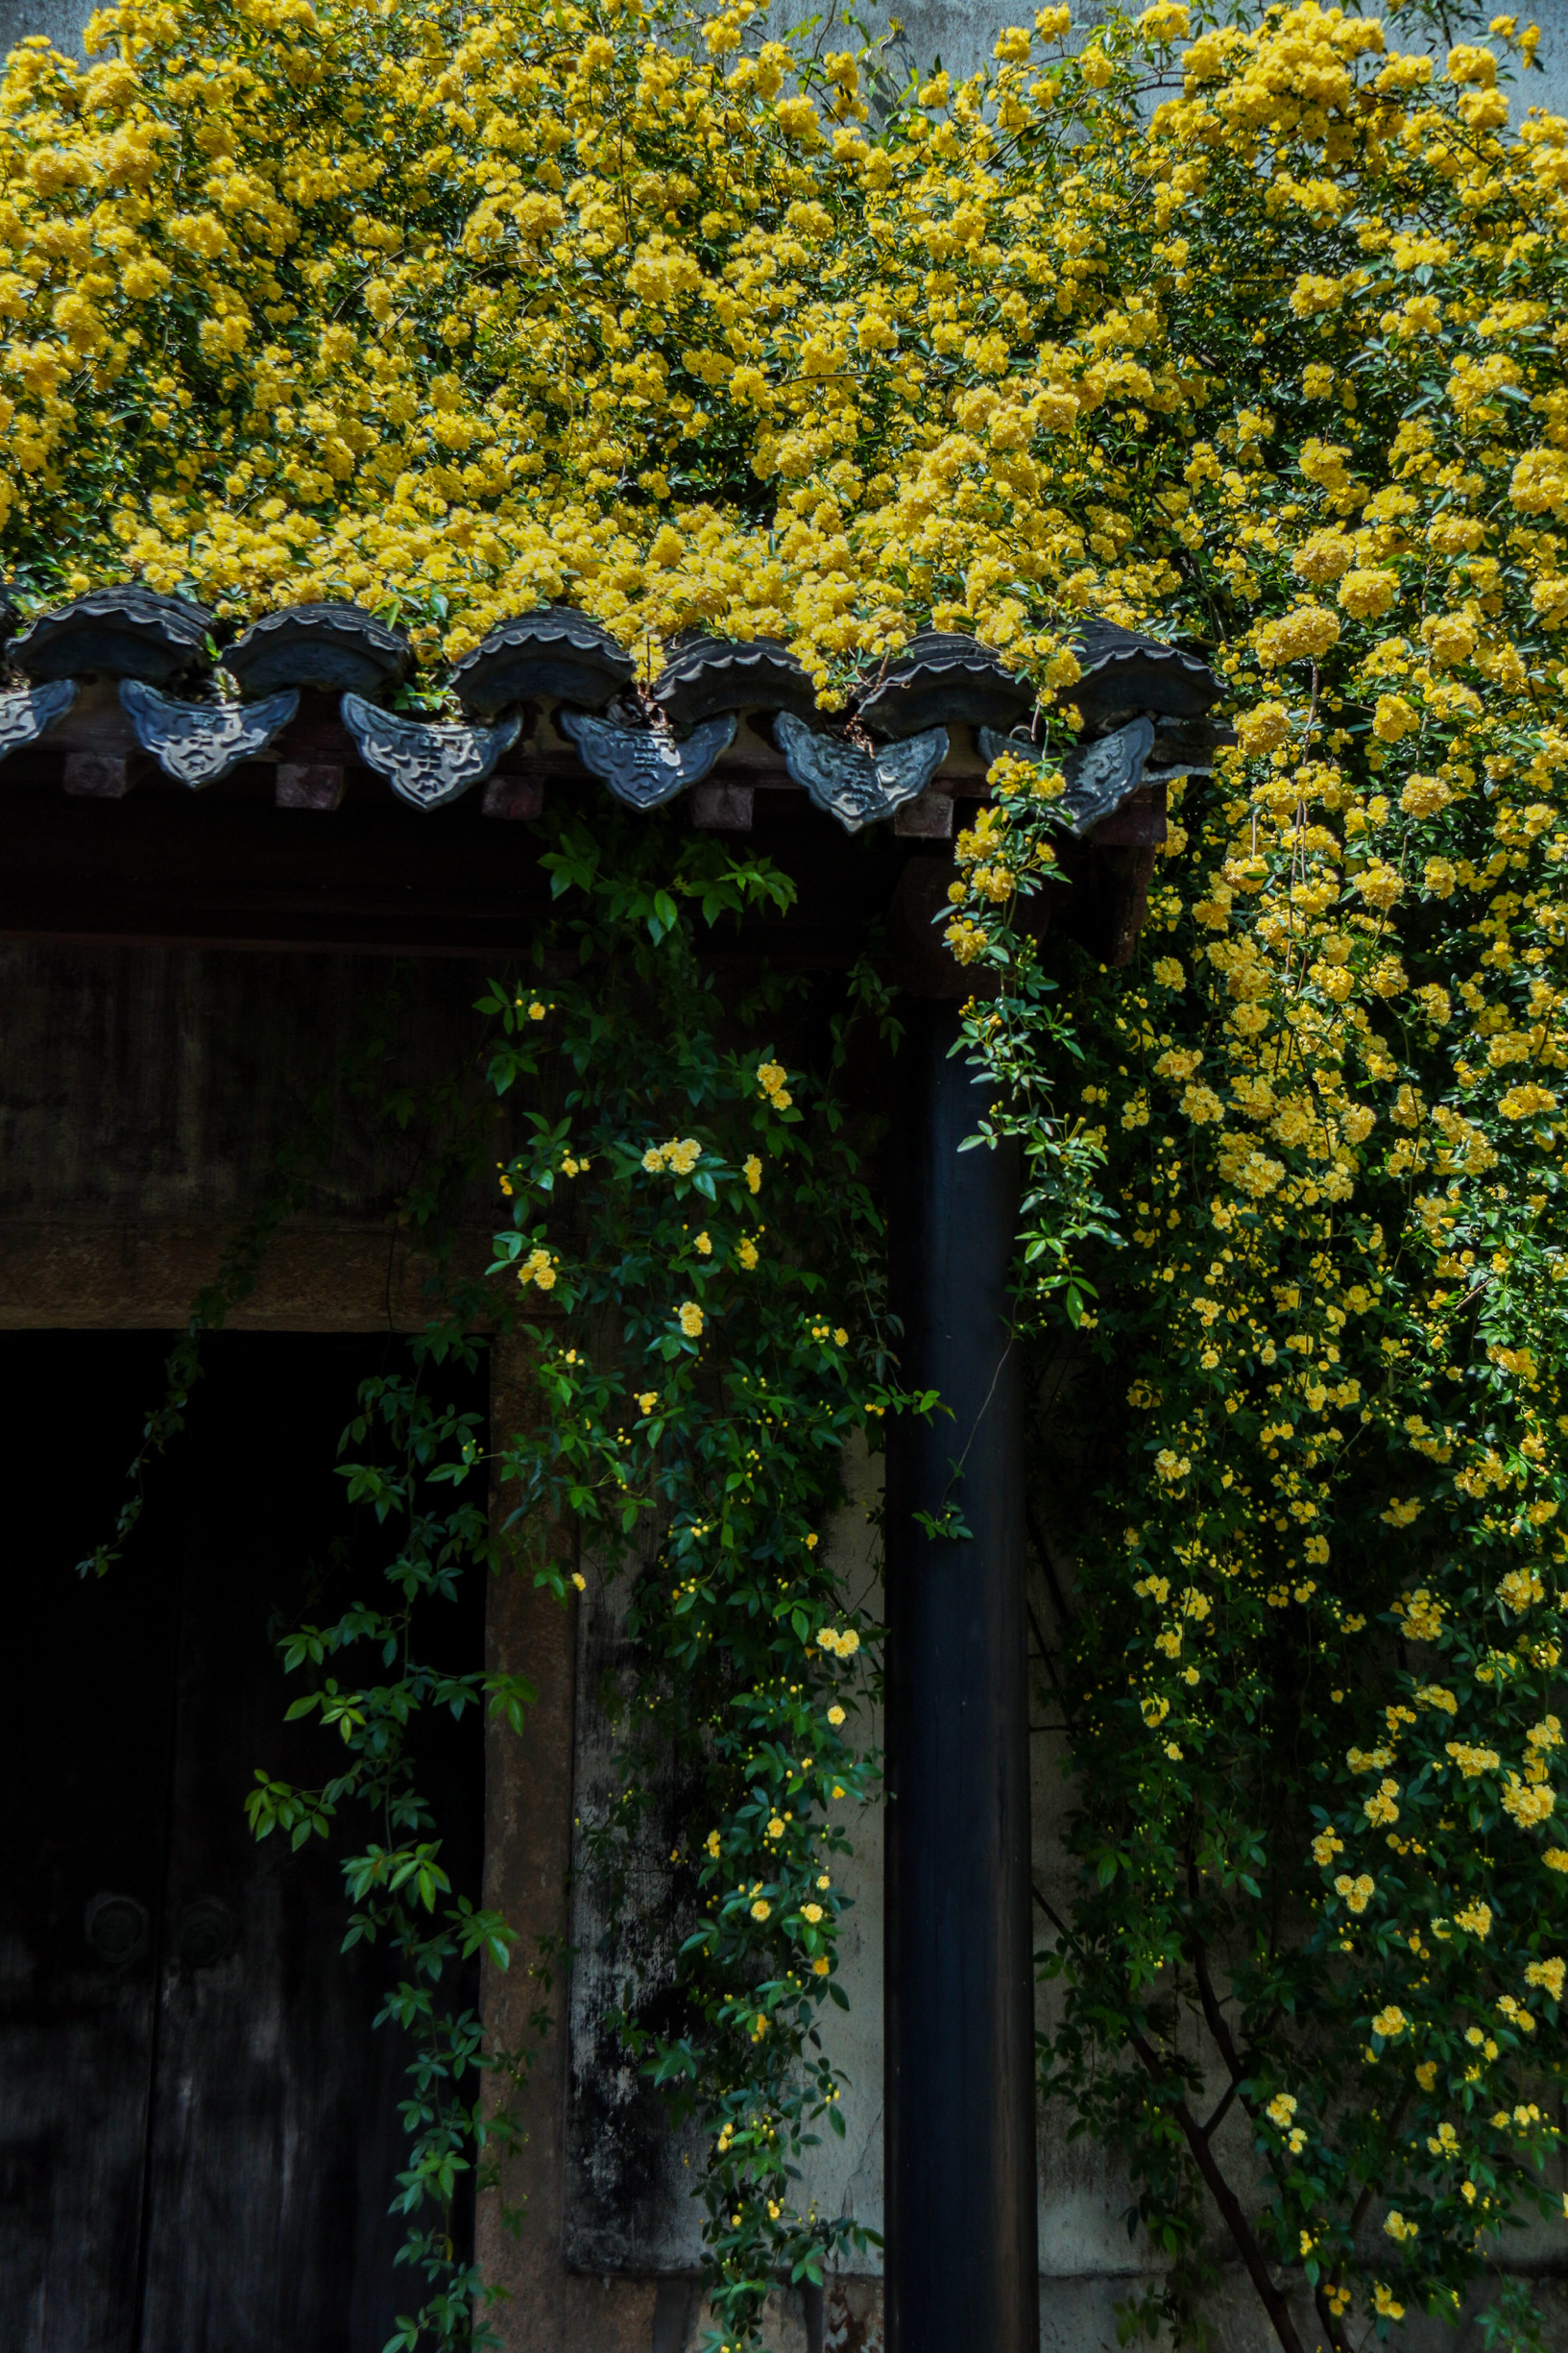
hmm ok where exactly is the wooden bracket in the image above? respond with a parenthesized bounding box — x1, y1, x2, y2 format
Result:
(690, 782, 754, 832)
(276, 763, 345, 812)
(481, 771, 543, 821)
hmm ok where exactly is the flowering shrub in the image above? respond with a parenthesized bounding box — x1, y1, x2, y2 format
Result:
(0, 0, 1251, 686)
(14, 0, 1568, 2343)
(937, 9, 1568, 2345)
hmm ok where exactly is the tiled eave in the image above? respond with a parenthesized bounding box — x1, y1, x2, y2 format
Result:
(0, 592, 1225, 961)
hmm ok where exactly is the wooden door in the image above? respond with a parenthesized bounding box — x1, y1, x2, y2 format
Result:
(0, 1333, 485, 2353)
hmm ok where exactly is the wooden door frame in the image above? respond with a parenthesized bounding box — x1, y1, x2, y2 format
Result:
(0, 1238, 659, 2353)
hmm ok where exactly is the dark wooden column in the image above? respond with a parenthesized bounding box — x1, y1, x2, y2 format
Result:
(885, 994, 1037, 2353)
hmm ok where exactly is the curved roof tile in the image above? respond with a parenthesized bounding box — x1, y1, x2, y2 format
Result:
(11, 586, 218, 687)
(225, 601, 412, 698)
(448, 606, 635, 718)
(857, 630, 1036, 740)
(0, 589, 1227, 832)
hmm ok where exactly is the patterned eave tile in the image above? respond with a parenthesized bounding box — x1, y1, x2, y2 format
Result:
(0, 589, 1228, 837)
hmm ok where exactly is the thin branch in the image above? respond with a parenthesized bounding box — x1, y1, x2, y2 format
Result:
(1200, 2074, 1242, 2144)
(1025, 1591, 1075, 1728)
(1347, 2089, 1411, 2242)
(1314, 2276, 1353, 2353)
(1191, 1932, 1246, 2087)
(1123, 2023, 1312, 2353)
(1031, 1881, 1071, 1941)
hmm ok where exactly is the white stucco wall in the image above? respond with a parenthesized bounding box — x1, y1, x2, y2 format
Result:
(7, 0, 1568, 116)
(0, 0, 81, 50)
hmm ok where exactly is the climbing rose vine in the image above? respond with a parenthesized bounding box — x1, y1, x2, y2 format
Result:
(9, 0, 1568, 2343)
(936, 9, 1568, 2348)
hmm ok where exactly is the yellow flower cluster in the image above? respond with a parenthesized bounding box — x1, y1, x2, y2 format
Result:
(0, 0, 1199, 688)
(915, 1, 1568, 2318)
(643, 1137, 704, 1175)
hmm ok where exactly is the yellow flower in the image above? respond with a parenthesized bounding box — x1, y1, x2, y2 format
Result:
(1338, 569, 1397, 619)
(679, 1301, 705, 1338)
(1256, 604, 1341, 667)
(518, 1247, 558, 1292)
(1363, 1779, 1401, 1827)
(1502, 1774, 1554, 1827)
(750, 1899, 771, 1922)
(743, 1155, 762, 1195)
(1446, 1742, 1501, 1779)
(1372, 694, 1419, 743)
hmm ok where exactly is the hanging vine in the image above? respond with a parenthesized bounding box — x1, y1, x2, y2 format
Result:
(477, 814, 906, 2336)
(944, 9, 1568, 2337)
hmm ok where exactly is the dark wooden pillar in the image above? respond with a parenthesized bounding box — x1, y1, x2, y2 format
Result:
(885, 996, 1037, 2353)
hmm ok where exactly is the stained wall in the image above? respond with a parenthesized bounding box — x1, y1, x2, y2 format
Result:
(7, 0, 1568, 113)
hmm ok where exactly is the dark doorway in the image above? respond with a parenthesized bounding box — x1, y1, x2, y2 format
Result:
(0, 1332, 487, 2353)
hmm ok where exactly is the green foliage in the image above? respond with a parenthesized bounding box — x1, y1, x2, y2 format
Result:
(474, 809, 910, 2338)
(956, 663, 1568, 2343)
(85, 808, 907, 2352)
(245, 1362, 534, 2353)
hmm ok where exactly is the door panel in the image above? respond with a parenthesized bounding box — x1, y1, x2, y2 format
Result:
(0, 1333, 173, 2353)
(0, 1333, 486, 2353)
(137, 1341, 410, 2353)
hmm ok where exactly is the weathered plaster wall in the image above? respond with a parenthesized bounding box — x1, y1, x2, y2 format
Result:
(0, 0, 81, 51)
(8, 0, 1568, 111)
